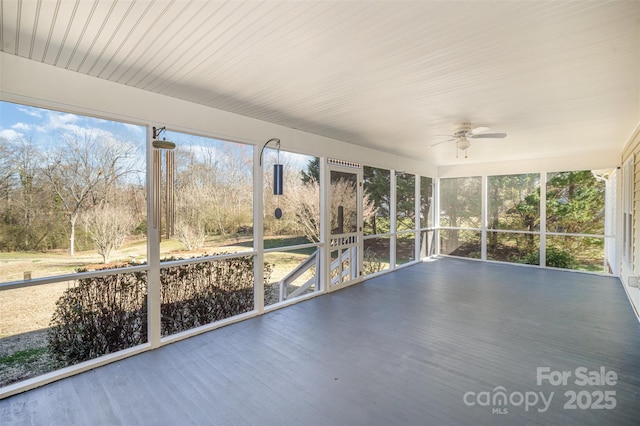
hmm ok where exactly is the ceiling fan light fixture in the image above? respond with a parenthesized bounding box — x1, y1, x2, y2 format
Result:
(457, 137, 471, 151)
(429, 123, 507, 158)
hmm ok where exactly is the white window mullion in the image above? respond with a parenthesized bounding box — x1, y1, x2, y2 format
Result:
(481, 175, 487, 261)
(390, 171, 397, 268)
(540, 172, 547, 268)
(415, 175, 421, 262)
(320, 157, 330, 292)
(146, 125, 161, 348)
(434, 178, 441, 255)
(253, 144, 264, 314)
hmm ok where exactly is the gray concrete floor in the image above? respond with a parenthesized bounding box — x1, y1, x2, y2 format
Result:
(2, 257, 640, 425)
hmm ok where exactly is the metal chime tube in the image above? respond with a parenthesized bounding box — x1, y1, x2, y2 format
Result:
(165, 150, 175, 239)
(153, 149, 161, 231)
(273, 164, 283, 195)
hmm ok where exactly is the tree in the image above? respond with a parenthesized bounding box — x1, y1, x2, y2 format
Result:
(301, 157, 320, 184)
(83, 202, 136, 263)
(439, 177, 482, 253)
(363, 167, 391, 235)
(287, 177, 376, 242)
(284, 179, 321, 242)
(0, 143, 13, 201)
(395, 172, 416, 231)
(440, 176, 482, 228)
(12, 137, 56, 250)
(420, 176, 434, 229)
(43, 134, 136, 256)
(487, 174, 540, 254)
(546, 171, 605, 235)
(263, 154, 312, 238)
(174, 181, 208, 250)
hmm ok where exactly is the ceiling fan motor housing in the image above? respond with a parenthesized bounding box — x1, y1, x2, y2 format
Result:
(453, 123, 473, 137)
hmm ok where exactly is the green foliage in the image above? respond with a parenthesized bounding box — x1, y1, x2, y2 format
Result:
(395, 172, 416, 231)
(301, 157, 320, 184)
(488, 174, 540, 232)
(363, 166, 391, 235)
(0, 346, 56, 388)
(440, 177, 482, 228)
(523, 246, 577, 269)
(420, 176, 434, 228)
(546, 171, 605, 235)
(0, 347, 49, 366)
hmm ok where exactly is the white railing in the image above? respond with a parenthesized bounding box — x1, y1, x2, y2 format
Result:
(278, 249, 320, 302)
(330, 246, 358, 286)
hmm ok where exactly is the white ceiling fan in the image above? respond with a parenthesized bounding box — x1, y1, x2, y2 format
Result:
(430, 123, 507, 158)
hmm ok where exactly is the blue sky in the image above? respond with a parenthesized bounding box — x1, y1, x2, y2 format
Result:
(0, 100, 145, 151)
(0, 100, 312, 171)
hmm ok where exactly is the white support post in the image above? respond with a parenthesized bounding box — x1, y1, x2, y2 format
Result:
(614, 166, 623, 276)
(540, 172, 547, 267)
(320, 157, 330, 293)
(146, 125, 161, 348)
(415, 175, 421, 262)
(390, 171, 397, 268)
(253, 145, 264, 314)
(481, 175, 487, 261)
(434, 178, 441, 256)
(351, 246, 358, 280)
(357, 173, 364, 279)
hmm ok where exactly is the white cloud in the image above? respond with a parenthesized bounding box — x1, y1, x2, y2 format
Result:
(122, 123, 144, 133)
(0, 129, 22, 141)
(34, 111, 90, 141)
(17, 106, 42, 118)
(45, 111, 80, 129)
(12, 122, 31, 131)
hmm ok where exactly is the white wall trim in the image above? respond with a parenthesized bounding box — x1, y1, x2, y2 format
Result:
(0, 52, 436, 178)
(438, 152, 620, 178)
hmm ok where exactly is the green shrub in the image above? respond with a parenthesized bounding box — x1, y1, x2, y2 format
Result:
(48, 268, 147, 366)
(363, 247, 384, 275)
(48, 256, 272, 366)
(523, 246, 577, 269)
(160, 255, 272, 336)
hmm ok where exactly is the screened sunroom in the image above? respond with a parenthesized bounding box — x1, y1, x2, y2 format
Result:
(1, 1, 640, 424)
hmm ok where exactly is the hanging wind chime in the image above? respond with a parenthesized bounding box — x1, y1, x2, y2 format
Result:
(152, 126, 176, 240)
(260, 138, 284, 219)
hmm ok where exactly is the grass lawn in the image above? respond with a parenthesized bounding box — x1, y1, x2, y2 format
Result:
(0, 234, 318, 339)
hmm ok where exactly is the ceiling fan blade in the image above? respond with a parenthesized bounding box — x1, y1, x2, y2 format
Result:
(429, 138, 455, 148)
(469, 132, 507, 139)
(470, 126, 489, 135)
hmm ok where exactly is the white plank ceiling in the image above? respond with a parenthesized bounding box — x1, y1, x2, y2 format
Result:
(1, 0, 639, 166)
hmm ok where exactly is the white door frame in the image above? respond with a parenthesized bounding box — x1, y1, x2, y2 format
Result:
(324, 159, 364, 292)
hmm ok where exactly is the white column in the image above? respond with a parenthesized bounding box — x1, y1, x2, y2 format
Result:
(540, 172, 547, 267)
(415, 175, 421, 262)
(434, 178, 441, 255)
(481, 175, 487, 261)
(146, 125, 161, 348)
(253, 144, 264, 314)
(390, 171, 397, 268)
(320, 157, 330, 292)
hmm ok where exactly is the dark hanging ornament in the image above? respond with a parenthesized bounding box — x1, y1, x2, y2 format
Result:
(273, 164, 283, 195)
(259, 138, 284, 220)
